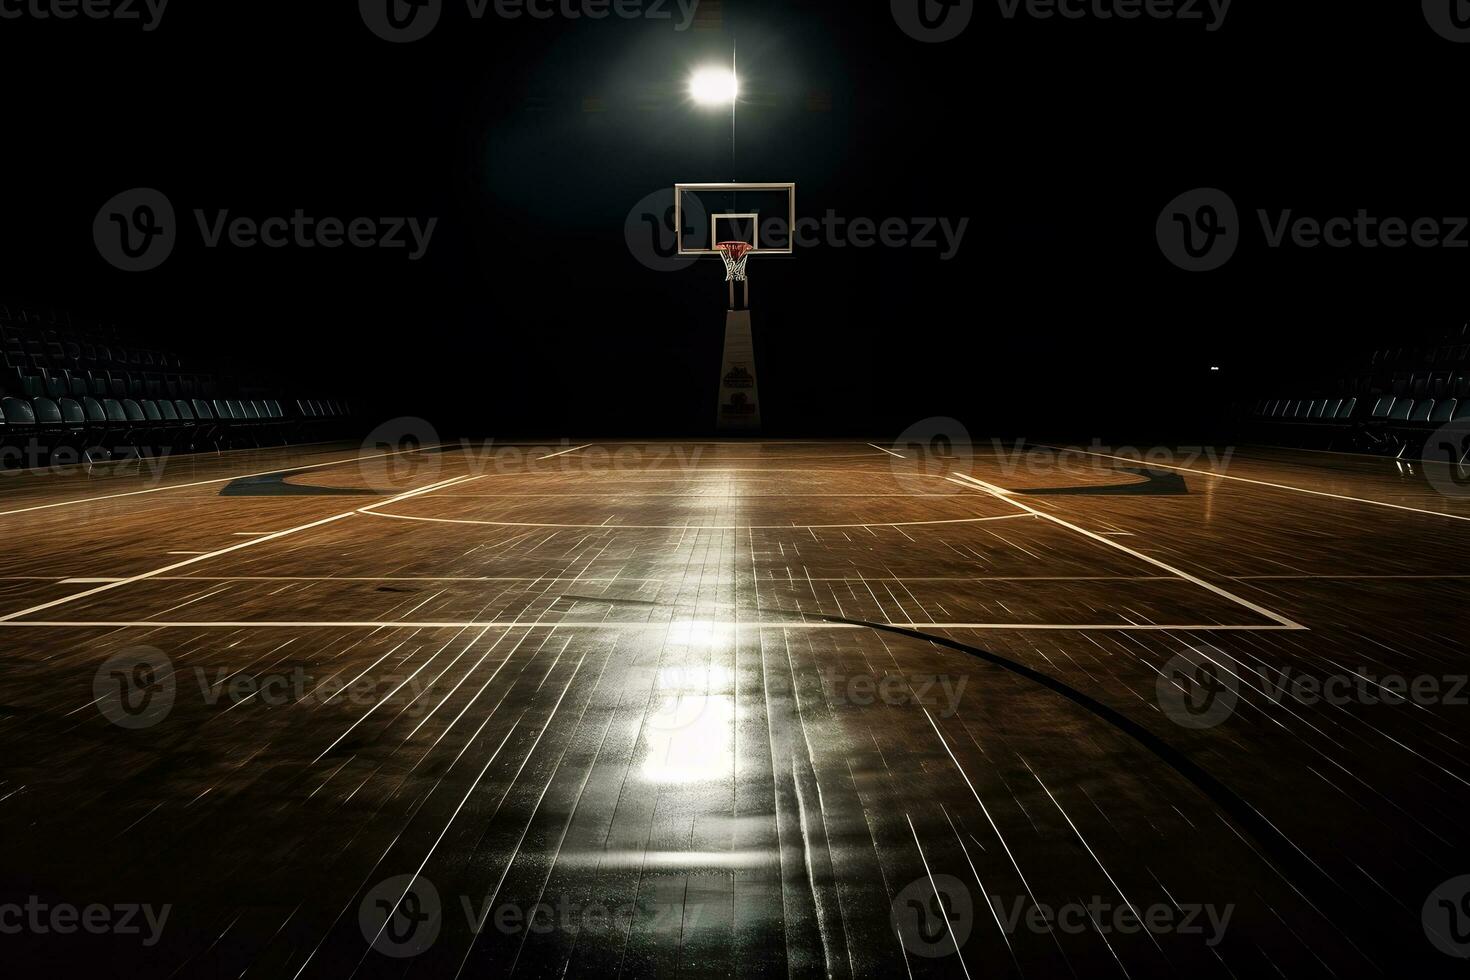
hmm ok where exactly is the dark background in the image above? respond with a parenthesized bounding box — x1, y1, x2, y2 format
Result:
(2, 0, 1466, 438)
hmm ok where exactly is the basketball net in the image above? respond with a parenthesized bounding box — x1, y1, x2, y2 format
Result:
(714, 241, 752, 282)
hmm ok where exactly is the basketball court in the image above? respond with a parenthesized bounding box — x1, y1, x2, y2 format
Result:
(1, 438, 1465, 976)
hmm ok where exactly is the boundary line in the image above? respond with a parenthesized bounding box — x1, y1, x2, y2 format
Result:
(947, 473, 1307, 630)
(0, 474, 475, 624)
(0, 621, 1303, 632)
(0, 442, 452, 519)
(355, 508, 1036, 531)
(1036, 443, 1470, 525)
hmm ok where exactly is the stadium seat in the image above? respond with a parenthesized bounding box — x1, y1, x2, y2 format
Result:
(1409, 400, 1434, 424)
(1337, 397, 1357, 420)
(140, 399, 166, 449)
(102, 399, 134, 455)
(81, 397, 109, 451)
(57, 397, 87, 448)
(31, 397, 64, 450)
(1, 396, 37, 456)
(187, 399, 220, 450)
(156, 399, 189, 450)
(1388, 399, 1414, 421)
(1430, 399, 1457, 424)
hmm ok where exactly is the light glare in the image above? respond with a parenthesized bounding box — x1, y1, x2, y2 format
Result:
(690, 68, 739, 105)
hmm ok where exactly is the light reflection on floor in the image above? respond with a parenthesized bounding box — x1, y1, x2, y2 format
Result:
(643, 643, 736, 784)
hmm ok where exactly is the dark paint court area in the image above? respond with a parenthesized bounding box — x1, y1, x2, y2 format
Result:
(5, 1, 1470, 977)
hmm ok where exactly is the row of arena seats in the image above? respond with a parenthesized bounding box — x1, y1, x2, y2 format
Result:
(1385, 371, 1470, 401)
(1370, 344, 1470, 371)
(3, 355, 218, 402)
(0, 316, 183, 373)
(1251, 324, 1470, 457)
(1255, 397, 1359, 424)
(1254, 395, 1470, 427)
(1368, 322, 1470, 373)
(1367, 395, 1470, 426)
(1250, 394, 1470, 458)
(0, 396, 357, 466)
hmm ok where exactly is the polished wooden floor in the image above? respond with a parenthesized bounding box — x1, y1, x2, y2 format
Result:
(1, 439, 1468, 977)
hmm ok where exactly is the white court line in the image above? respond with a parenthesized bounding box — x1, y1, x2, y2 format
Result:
(0, 438, 340, 478)
(1244, 442, 1470, 467)
(536, 444, 591, 460)
(948, 473, 1307, 630)
(0, 474, 475, 625)
(1036, 443, 1470, 524)
(0, 441, 451, 519)
(0, 621, 1303, 631)
(355, 508, 1036, 531)
(34, 573, 1188, 583)
(869, 443, 905, 458)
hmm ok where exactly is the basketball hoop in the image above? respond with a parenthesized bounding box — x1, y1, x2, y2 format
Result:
(714, 241, 753, 282)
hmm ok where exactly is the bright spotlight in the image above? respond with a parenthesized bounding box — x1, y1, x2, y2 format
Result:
(690, 67, 739, 106)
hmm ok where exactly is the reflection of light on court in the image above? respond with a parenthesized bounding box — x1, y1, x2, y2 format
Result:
(643, 659, 734, 783)
(644, 694, 733, 783)
(665, 619, 731, 647)
(645, 664, 732, 731)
